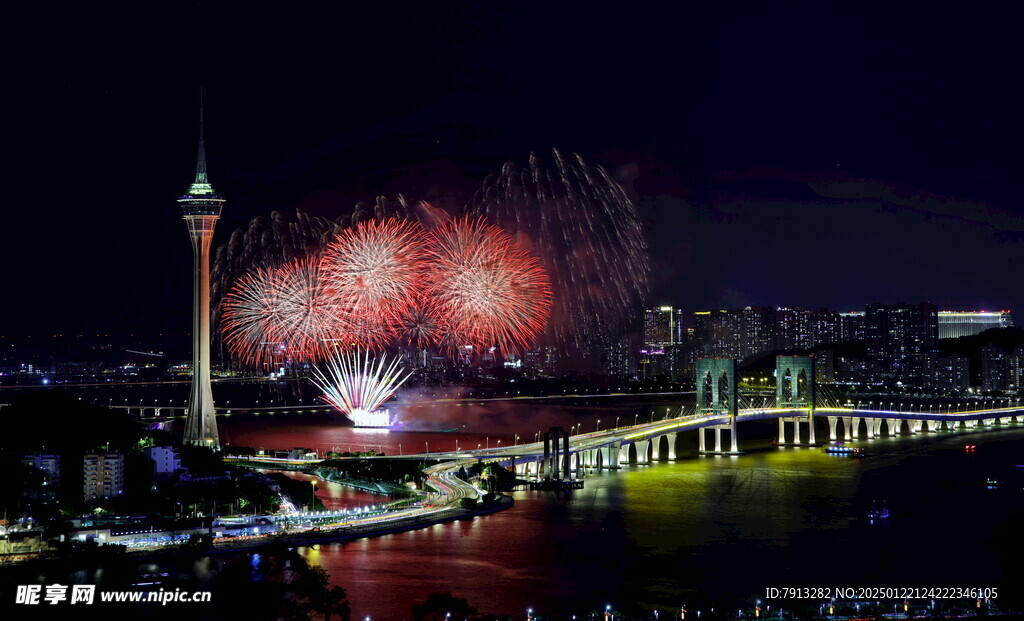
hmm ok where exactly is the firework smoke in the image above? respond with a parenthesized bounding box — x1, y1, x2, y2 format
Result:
(466, 149, 649, 358)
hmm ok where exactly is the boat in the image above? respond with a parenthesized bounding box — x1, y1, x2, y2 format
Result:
(824, 442, 864, 456)
(868, 500, 890, 521)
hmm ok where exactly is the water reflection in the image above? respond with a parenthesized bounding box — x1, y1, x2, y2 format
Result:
(290, 427, 1023, 619)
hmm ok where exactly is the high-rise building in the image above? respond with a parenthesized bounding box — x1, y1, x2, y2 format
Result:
(524, 347, 559, 375)
(643, 307, 684, 347)
(935, 353, 970, 393)
(937, 310, 1013, 339)
(835, 356, 884, 386)
(775, 307, 811, 350)
(179, 109, 224, 450)
(864, 302, 939, 388)
(839, 311, 866, 342)
(641, 307, 686, 379)
(21, 454, 61, 501)
(981, 344, 1009, 392)
(1009, 346, 1024, 393)
(809, 308, 841, 348)
(692, 310, 744, 359)
(83, 453, 125, 500)
(742, 306, 775, 358)
(578, 313, 635, 376)
(814, 349, 836, 384)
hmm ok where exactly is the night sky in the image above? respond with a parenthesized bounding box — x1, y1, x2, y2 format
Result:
(6, 2, 1022, 347)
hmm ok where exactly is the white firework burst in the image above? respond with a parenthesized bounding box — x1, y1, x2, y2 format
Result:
(309, 350, 412, 422)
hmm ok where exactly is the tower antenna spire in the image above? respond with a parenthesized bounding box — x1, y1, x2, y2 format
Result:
(195, 87, 208, 185)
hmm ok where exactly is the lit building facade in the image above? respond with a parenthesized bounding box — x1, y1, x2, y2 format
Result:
(937, 310, 1013, 339)
(144, 446, 183, 481)
(981, 344, 1010, 392)
(839, 311, 866, 342)
(83, 453, 125, 501)
(741, 306, 775, 358)
(864, 302, 939, 388)
(21, 454, 61, 501)
(640, 306, 686, 379)
(1010, 346, 1024, 393)
(809, 308, 841, 347)
(775, 307, 811, 350)
(935, 353, 970, 393)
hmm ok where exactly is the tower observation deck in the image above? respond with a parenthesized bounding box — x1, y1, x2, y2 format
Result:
(178, 110, 224, 449)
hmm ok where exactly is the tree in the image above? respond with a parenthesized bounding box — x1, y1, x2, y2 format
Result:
(321, 586, 351, 621)
(413, 591, 478, 621)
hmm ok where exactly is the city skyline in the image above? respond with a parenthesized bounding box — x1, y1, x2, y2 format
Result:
(3, 4, 1024, 618)
(5, 2, 1023, 340)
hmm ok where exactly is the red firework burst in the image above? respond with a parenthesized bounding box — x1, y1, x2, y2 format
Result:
(221, 257, 342, 367)
(424, 216, 552, 356)
(320, 218, 427, 343)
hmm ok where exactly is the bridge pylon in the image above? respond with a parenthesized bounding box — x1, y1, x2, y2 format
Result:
(696, 358, 743, 455)
(542, 427, 571, 480)
(775, 355, 820, 446)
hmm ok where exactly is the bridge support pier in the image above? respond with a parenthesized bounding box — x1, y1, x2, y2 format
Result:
(999, 417, 1011, 424)
(651, 433, 677, 461)
(888, 419, 900, 436)
(865, 418, 875, 439)
(965, 419, 978, 429)
(983, 418, 995, 426)
(946, 420, 959, 431)
(909, 420, 922, 434)
(634, 439, 650, 465)
(828, 416, 838, 441)
(699, 423, 741, 455)
(843, 417, 854, 440)
(778, 415, 816, 445)
(601, 443, 621, 470)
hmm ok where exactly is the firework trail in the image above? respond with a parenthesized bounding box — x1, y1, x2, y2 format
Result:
(310, 349, 412, 421)
(465, 149, 649, 358)
(320, 218, 428, 341)
(425, 216, 552, 357)
(221, 256, 342, 367)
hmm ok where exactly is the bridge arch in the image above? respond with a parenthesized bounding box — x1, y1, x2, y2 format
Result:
(696, 358, 738, 417)
(776, 356, 815, 409)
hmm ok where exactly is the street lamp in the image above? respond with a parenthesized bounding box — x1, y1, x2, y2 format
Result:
(597, 419, 601, 432)
(310, 480, 317, 510)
